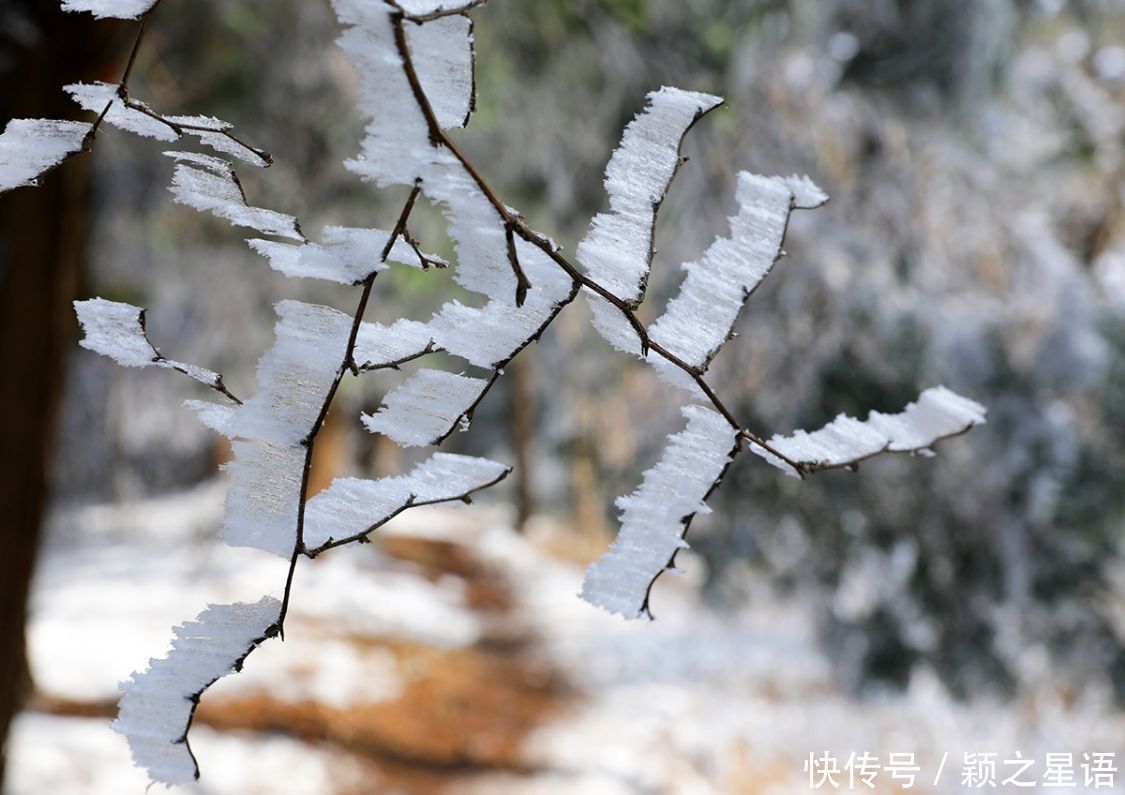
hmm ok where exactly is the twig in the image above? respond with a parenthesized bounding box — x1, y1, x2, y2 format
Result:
(303, 465, 511, 557)
(88, 2, 159, 142)
(384, 4, 804, 471)
(392, 0, 491, 24)
(389, 10, 532, 305)
(278, 185, 423, 635)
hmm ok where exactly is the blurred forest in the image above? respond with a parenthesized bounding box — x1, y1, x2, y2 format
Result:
(4, 0, 1125, 791)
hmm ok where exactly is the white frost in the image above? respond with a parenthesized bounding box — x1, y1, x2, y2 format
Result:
(408, 14, 475, 130)
(577, 87, 723, 303)
(74, 298, 221, 388)
(362, 369, 490, 447)
(248, 226, 441, 285)
(581, 406, 736, 619)
(184, 400, 237, 437)
(165, 152, 303, 241)
(60, 0, 157, 19)
(751, 386, 988, 476)
(354, 318, 433, 370)
(221, 439, 305, 558)
(65, 82, 179, 141)
(649, 172, 823, 370)
(335, 0, 458, 188)
(303, 453, 510, 550)
(113, 597, 280, 786)
(0, 119, 91, 194)
(227, 301, 352, 446)
(428, 238, 574, 368)
(395, 0, 482, 14)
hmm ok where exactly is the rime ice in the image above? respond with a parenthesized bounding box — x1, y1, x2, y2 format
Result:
(303, 454, 510, 551)
(581, 407, 736, 619)
(113, 598, 281, 785)
(649, 173, 826, 370)
(74, 298, 222, 388)
(362, 369, 491, 447)
(751, 386, 988, 476)
(577, 87, 723, 303)
(60, 0, 158, 19)
(165, 152, 303, 240)
(0, 119, 91, 194)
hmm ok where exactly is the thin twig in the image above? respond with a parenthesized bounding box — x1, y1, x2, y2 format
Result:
(389, 10, 532, 305)
(392, 0, 491, 24)
(278, 185, 423, 635)
(385, 6, 801, 467)
(88, 2, 159, 142)
(303, 466, 511, 557)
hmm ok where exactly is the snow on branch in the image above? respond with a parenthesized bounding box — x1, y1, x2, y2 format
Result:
(165, 152, 303, 240)
(749, 386, 988, 477)
(354, 318, 434, 370)
(221, 439, 306, 558)
(428, 237, 575, 369)
(303, 453, 511, 553)
(648, 172, 827, 371)
(0, 119, 91, 194)
(362, 368, 491, 447)
(74, 298, 239, 400)
(408, 14, 476, 130)
(226, 301, 352, 446)
(394, 0, 488, 21)
(66, 82, 273, 166)
(61, 0, 158, 19)
(248, 226, 445, 285)
(581, 406, 737, 620)
(577, 87, 724, 305)
(113, 597, 281, 785)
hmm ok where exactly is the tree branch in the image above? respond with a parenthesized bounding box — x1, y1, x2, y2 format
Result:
(278, 185, 423, 635)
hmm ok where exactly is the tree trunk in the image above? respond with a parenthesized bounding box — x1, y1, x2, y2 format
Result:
(0, 7, 119, 787)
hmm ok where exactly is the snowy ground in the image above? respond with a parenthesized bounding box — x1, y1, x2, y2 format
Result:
(9, 482, 1125, 794)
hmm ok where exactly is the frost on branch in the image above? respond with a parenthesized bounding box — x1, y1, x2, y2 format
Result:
(0, 119, 91, 194)
(60, 0, 158, 19)
(581, 406, 737, 619)
(165, 152, 303, 240)
(74, 298, 223, 389)
(395, 0, 484, 16)
(65, 83, 271, 166)
(428, 237, 575, 369)
(221, 440, 306, 558)
(212, 301, 353, 557)
(65, 82, 178, 142)
(249, 226, 444, 285)
(334, 0, 458, 188)
(751, 386, 988, 476)
(576, 87, 724, 304)
(648, 172, 828, 371)
(303, 453, 511, 552)
(226, 301, 351, 446)
(354, 318, 434, 370)
(113, 597, 281, 786)
(409, 14, 476, 129)
(362, 369, 491, 447)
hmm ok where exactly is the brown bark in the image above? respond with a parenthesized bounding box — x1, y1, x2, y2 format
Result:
(0, 8, 121, 788)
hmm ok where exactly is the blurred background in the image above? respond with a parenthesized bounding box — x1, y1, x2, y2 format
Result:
(2, 0, 1125, 792)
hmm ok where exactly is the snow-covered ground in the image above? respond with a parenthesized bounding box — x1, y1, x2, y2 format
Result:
(10, 483, 1125, 793)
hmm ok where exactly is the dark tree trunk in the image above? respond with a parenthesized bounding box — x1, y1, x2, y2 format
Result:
(0, 7, 120, 788)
